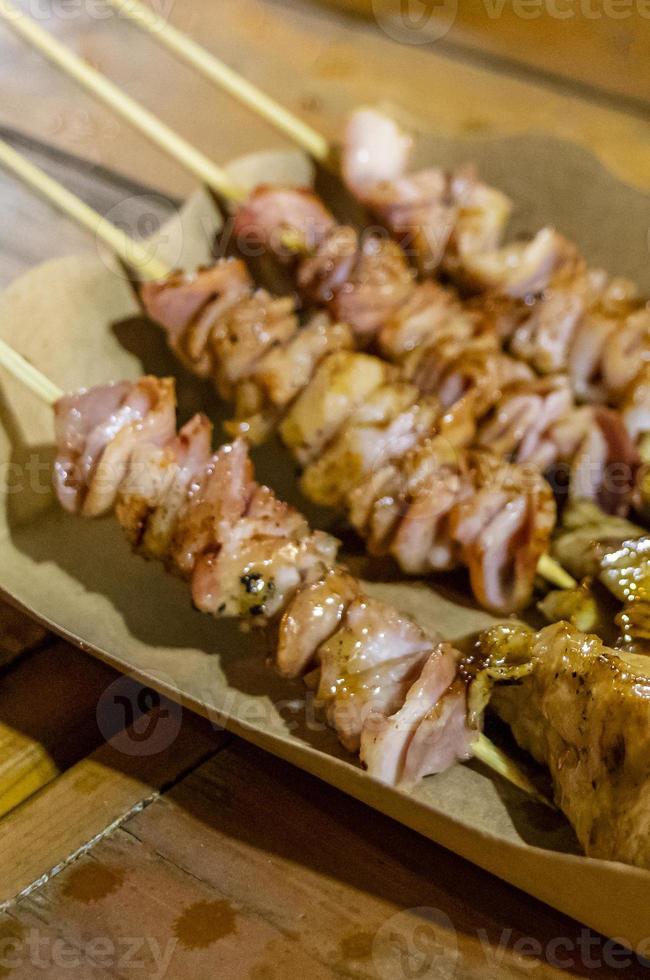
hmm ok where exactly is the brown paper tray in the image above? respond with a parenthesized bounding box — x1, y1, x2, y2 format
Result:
(1, 133, 649, 944)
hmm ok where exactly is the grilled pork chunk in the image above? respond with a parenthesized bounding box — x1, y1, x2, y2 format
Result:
(342, 107, 511, 274)
(54, 377, 176, 518)
(233, 185, 335, 255)
(276, 569, 361, 679)
(340, 107, 650, 447)
(117, 412, 213, 561)
(298, 226, 414, 339)
(53, 375, 476, 783)
(315, 596, 433, 752)
(141, 260, 252, 376)
(482, 622, 650, 869)
(360, 642, 473, 787)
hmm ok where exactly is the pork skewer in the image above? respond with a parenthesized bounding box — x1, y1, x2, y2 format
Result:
(4, 8, 650, 870)
(0, 340, 539, 797)
(141, 257, 565, 614)
(233, 121, 650, 454)
(6, 348, 650, 869)
(0, 141, 574, 612)
(339, 109, 650, 433)
(96, 8, 649, 442)
(5, 4, 643, 472)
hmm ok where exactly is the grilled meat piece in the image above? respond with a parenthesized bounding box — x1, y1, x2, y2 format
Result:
(192, 484, 337, 623)
(342, 108, 511, 274)
(551, 499, 644, 582)
(233, 185, 335, 255)
(280, 350, 391, 465)
(342, 107, 413, 195)
(463, 228, 569, 300)
(360, 642, 473, 787)
(117, 412, 213, 561)
(451, 452, 556, 614)
(53, 375, 476, 782)
(298, 226, 414, 340)
(54, 377, 176, 517)
(141, 260, 252, 376)
(483, 622, 650, 869)
(276, 569, 360, 679)
(477, 375, 573, 468)
(315, 595, 433, 752)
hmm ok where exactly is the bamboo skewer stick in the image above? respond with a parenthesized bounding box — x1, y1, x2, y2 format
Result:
(0, 0, 245, 203)
(106, 0, 332, 166)
(473, 734, 552, 808)
(0, 338, 62, 404)
(0, 141, 575, 592)
(0, 7, 575, 592)
(537, 555, 575, 590)
(0, 338, 547, 806)
(0, 138, 171, 281)
(92, 12, 578, 593)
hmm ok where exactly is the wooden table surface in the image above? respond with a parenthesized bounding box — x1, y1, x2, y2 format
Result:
(0, 1, 648, 976)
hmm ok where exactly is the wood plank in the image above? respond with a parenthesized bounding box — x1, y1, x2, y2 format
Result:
(3, 739, 637, 978)
(0, 0, 646, 202)
(12, 831, 338, 978)
(0, 640, 121, 818)
(0, 707, 224, 906)
(0, 912, 115, 978)
(322, 0, 650, 109)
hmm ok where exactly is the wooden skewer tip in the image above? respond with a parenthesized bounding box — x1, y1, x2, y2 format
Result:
(473, 733, 555, 808)
(537, 554, 577, 590)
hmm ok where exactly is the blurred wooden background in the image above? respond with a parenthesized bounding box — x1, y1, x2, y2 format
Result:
(0, 0, 647, 204)
(323, 0, 650, 106)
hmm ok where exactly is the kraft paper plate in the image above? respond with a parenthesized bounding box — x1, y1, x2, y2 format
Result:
(1, 133, 649, 945)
